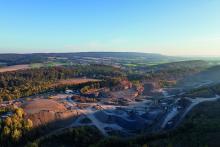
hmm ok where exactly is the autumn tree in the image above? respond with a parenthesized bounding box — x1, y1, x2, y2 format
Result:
(0, 108, 33, 145)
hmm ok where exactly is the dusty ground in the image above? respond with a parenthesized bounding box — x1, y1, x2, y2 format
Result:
(23, 99, 67, 114)
(0, 64, 30, 73)
(22, 98, 79, 127)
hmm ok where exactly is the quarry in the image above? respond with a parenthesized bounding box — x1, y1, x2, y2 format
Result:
(2, 78, 219, 137)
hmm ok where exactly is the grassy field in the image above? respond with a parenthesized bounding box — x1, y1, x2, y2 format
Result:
(30, 62, 67, 68)
(0, 62, 69, 73)
(30, 63, 44, 68)
(0, 64, 30, 72)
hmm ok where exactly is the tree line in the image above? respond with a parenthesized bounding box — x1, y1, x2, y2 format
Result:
(0, 65, 125, 101)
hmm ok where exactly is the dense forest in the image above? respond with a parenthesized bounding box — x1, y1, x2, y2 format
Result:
(184, 83, 220, 98)
(0, 60, 208, 101)
(0, 65, 125, 101)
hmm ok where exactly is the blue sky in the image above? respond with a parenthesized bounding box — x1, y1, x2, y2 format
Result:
(0, 0, 219, 56)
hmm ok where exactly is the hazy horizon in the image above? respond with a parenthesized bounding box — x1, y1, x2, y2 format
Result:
(1, 51, 220, 58)
(0, 0, 219, 56)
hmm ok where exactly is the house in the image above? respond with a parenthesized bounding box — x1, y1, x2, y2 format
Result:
(65, 89, 73, 94)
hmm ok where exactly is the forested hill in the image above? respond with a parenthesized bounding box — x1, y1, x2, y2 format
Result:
(178, 65, 220, 88)
(0, 52, 177, 65)
(0, 54, 46, 66)
(153, 60, 209, 70)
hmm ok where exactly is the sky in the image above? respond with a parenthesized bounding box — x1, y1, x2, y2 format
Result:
(0, 0, 219, 56)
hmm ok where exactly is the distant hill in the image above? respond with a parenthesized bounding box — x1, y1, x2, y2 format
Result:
(0, 54, 46, 65)
(58, 52, 168, 59)
(153, 60, 209, 71)
(0, 52, 179, 65)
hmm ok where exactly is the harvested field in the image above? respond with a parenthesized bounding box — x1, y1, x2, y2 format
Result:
(0, 64, 30, 73)
(52, 78, 101, 87)
(23, 99, 67, 114)
(57, 78, 100, 85)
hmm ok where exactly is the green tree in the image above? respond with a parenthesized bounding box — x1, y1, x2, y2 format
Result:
(15, 108, 24, 118)
(11, 129, 22, 141)
(24, 119, 33, 131)
(4, 117, 12, 127)
(3, 126, 11, 136)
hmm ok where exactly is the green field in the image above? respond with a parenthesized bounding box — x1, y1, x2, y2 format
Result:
(30, 62, 68, 68)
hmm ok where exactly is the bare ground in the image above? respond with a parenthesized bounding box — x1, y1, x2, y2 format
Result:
(0, 64, 30, 73)
(23, 99, 67, 114)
